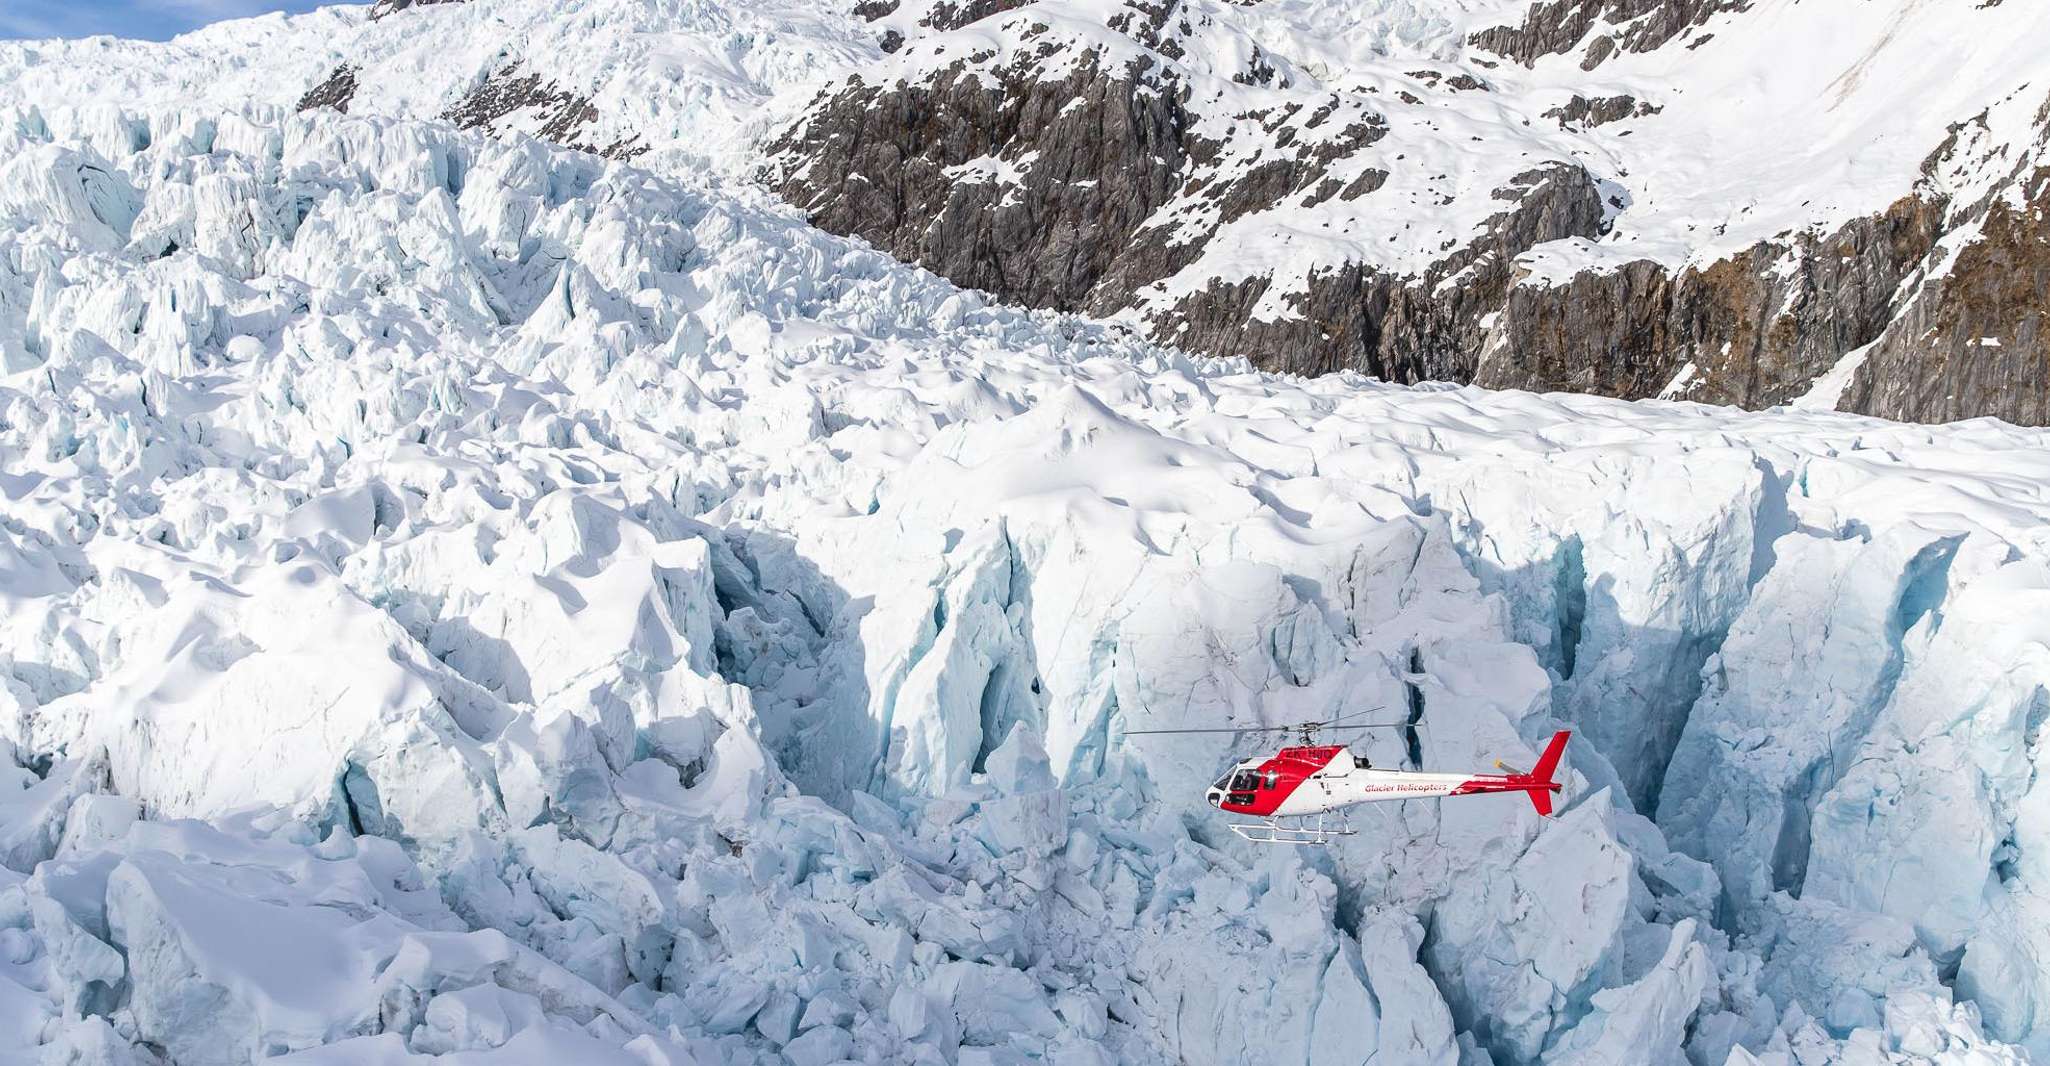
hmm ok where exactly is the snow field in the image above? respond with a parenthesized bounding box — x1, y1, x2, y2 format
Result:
(0, 101, 2048, 1064)
(10, 0, 2050, 336)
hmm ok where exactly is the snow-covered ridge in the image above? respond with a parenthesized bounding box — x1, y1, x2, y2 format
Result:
(5, 0, 2046, 420)
(5, 94, 2050, 1063)
(754, 0, 2050, 418)
(0, 0, 880, 173)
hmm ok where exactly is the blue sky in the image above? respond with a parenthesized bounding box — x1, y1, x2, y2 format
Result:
(0, 0, 354, 41)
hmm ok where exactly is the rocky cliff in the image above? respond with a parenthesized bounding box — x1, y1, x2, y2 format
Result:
(760, 0, 2050, 424)
(6, 0, 2043, 425)
(1845, 94, 2050, 424)
(1474, 193, 1948, 407)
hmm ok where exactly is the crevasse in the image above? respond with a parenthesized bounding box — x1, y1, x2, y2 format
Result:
(0, 103, 2045, 1065)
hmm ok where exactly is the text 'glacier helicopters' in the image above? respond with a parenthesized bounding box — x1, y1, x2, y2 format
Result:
(1126, 709, 1571, 845)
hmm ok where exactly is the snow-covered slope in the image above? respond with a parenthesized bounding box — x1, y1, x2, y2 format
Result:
(0, 0, 870, 171)
(762, 0, 2050, 420)
(6, 87, 2050, 1065)
(6, 0, 2047, 423)
(787, 0, 2047, 300)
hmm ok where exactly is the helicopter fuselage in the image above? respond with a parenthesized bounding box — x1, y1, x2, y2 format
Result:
(1204, 743, 1554, 817)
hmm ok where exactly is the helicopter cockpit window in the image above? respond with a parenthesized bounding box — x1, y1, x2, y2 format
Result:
(1229, 770, 1264, 793)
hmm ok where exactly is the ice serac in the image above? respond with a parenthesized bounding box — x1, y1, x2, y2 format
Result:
(876, 525, 1037, 797)
(1351, 912, 1457, 1066)
(3, 61, 2050, 1066)
(1750, 895, 1942, 1039)
(29, 557, 510, 849)
(1427, 439, 1760, 811)
(1427, 794, 1639, 1063)
(1542, 918, 1710, 1066)
(1802, 536, 2050, 1050)
(1658, 524, 1965, 930)
(4, 0, 2049, 420)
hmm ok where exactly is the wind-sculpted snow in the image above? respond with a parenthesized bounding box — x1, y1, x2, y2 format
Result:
(3, 103, 2050, 1065)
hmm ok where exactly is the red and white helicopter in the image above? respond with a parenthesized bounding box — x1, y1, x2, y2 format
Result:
(1128, 710, 1571, 845)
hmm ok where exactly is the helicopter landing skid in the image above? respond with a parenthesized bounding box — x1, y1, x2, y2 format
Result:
(1228, 814, 1357, 847)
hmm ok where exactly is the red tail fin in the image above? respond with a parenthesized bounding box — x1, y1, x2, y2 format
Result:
(1524, 730, 1570, 816)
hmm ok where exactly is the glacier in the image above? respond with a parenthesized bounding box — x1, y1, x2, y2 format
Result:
(1, 88, 2049, 1066)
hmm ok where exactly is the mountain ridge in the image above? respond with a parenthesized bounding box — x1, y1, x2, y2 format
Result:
(5, 7, 2050, 1064)
(4, 0, 2043, 423)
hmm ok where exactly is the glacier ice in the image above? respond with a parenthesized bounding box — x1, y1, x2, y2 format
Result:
(0, 94, 2049, 1066)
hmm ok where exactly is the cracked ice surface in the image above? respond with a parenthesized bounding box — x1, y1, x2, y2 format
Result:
(1, 104, 2049, 1065)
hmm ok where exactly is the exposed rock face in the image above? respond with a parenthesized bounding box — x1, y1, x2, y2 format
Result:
(1469, 0, 1748, 68)
(761, 0, 2050, 424)
(917, 0, 1033, 32)
(443, 64, 645, 160)
(367, 0, 467, 18)
(1476, 196, 1947, 405)
(768, 0, 1576, 383)
(1455, 8, 2048, 420)
(1545, 93, 1660, 128)
(772, 50, 1196, 314)
(1845, 102, 2050, 423)
(296, 65, 358, 115)
(770, 0, 1403, 323)
(1848, 170, 2050, 424)
(1484, 91, 2050, 418)
(777, 38, 1598, 387)
(1157, 164, 1605, 383)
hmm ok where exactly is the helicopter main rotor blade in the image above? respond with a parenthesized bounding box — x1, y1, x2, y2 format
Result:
(1318, 705, 1390, 728)
(1120, 720, 1416, 736)
(1119, 725, 1294, 735)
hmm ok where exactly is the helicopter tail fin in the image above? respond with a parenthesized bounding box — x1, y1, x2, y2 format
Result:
(1523, 730, 1570, 817)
